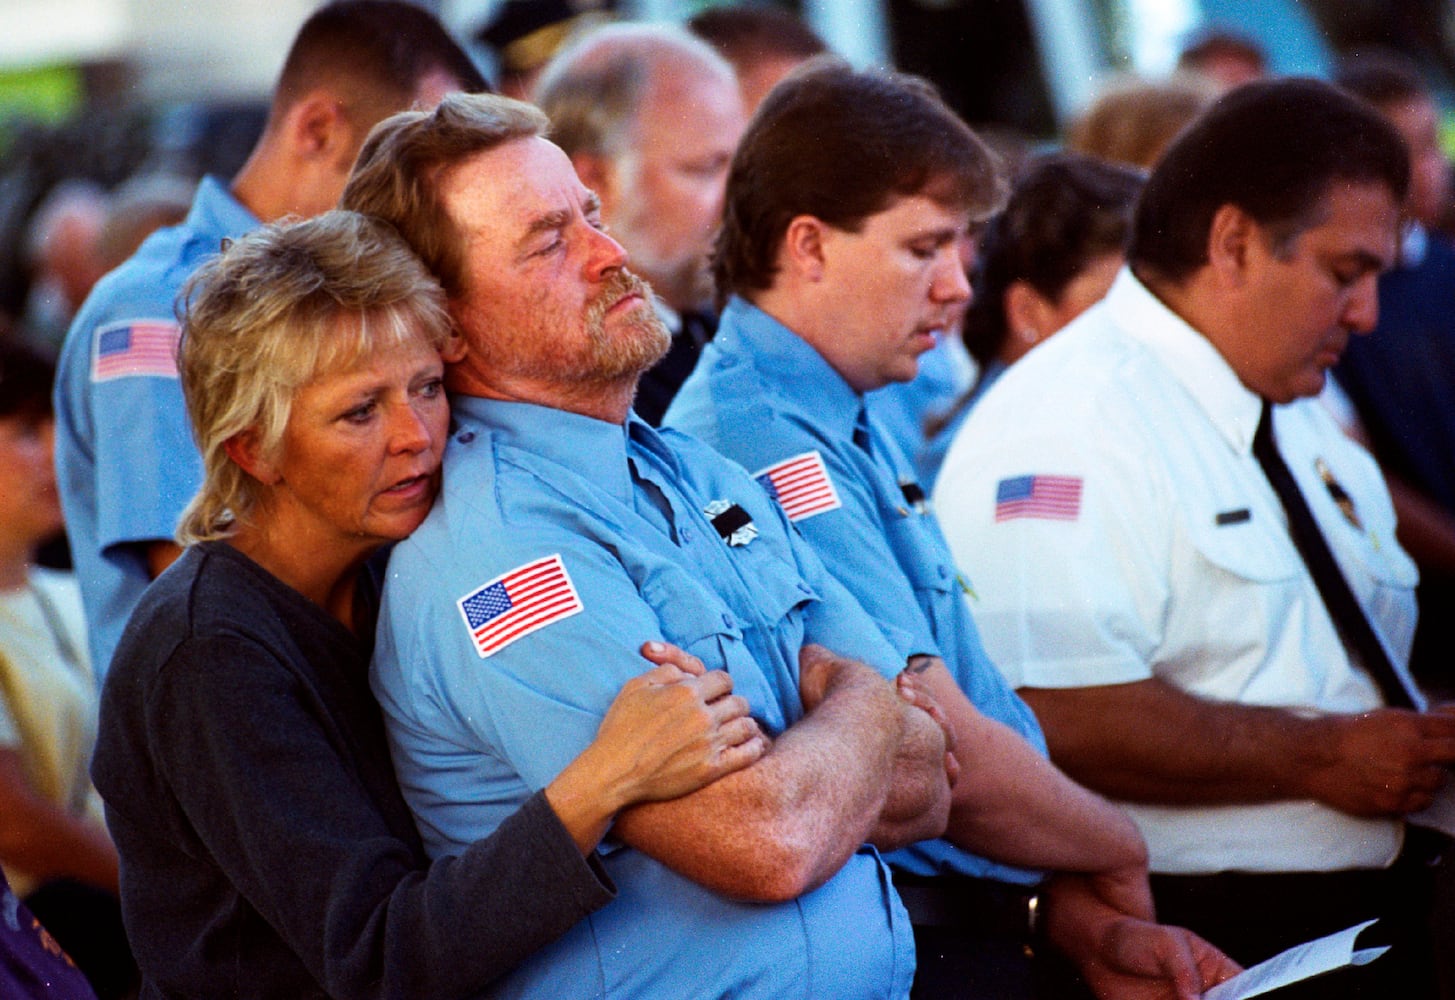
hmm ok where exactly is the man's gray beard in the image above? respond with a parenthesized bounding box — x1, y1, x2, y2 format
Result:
(582, 269, 671, 378)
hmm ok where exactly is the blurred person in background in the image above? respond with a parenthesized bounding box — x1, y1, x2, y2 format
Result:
(54, 0, 485, 681)
(532, 22, 745, 425)
(1334, 52, 1455, 695)
(93, 174, 195, 276)
(473, 0, 614, 100)
(687, 3, 828, 115)
(91, 210, 766, 1000)
(18, 182, 109, 355)
(920, 154, 1144, 488)
(1066, 74, 1219, 171)
(1175, 25, 1268, 92)
(0, 342, 134, 999)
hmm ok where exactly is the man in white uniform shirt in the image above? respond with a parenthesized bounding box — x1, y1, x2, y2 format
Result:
(935, 78, 1455, 997)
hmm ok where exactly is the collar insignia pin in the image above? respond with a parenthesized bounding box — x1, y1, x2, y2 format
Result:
(899, 479, 930, 515)
(705, 499, 758, 547)
(1315, 458, 1362, 531)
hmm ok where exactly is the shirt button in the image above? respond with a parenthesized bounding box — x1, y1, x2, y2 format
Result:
(681, 528, 693, 543)
(938, 565, 950, 580)
(722, 613, 734, 629)
(457, 430, 476, 444)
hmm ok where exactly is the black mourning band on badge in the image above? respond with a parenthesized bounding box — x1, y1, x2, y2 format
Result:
(900, 482, 926, 507)
(711, 504, 753, 541)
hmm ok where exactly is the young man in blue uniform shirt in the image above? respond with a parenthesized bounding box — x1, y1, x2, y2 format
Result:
(343, 93, 964, 1000)
(52, 0, 482, 677)
(663, 64, 1236, 1000)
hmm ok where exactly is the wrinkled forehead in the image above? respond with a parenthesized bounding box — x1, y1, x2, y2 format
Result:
(440, 137, 587, 244)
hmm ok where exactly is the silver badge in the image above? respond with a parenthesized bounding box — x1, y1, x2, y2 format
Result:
(704, 499, 759, 547)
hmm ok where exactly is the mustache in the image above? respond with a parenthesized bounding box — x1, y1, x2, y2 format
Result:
(585, 269, 650, 326)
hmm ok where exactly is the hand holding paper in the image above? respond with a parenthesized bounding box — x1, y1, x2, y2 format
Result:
(1203, 920, 1388, 1000)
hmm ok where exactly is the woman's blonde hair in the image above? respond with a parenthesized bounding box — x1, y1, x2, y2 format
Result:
(176, 209, 451, 544)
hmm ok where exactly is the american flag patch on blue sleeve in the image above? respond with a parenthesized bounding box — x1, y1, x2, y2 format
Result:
(753, 451, 842, 522)
(91, 320, 180, 381)
(457, 554, 583, 658)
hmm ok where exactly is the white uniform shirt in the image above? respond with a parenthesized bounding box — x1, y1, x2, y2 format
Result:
(934, 268, 1419, 875)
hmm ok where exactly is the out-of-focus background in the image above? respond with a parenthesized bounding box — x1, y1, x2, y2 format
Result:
(1, 0, 1454, 348)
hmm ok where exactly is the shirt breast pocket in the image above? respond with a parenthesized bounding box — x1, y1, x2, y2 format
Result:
(884, 514, 956, 596)
(642, 571, 744, 667)
(1175, 506, 1304, 680)
(1183, 503, 1301, 584)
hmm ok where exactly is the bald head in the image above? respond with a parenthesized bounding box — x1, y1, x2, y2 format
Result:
(534, 23, 735, 160)
(533, 24, 746, 311)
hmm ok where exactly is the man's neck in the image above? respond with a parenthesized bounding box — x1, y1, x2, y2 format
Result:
(448, 367, 639, 425)
(746, 287, 869, 395)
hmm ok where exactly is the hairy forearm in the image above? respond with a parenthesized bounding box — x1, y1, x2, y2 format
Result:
(869, 700, 952, 851)
(614, 656, 902, 902)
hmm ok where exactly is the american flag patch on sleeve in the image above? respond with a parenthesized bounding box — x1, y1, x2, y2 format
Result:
(994, 474, 1083, 522)
(91, 320, 181, 381)
(753, 450, 842, 522)
(457, 554, 583, 658)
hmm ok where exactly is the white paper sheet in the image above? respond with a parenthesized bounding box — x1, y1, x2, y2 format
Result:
(1203, 920, 1388, 1000)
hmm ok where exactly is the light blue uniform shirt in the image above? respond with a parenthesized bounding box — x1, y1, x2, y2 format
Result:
(372, 396, 916, 1000)
(866, 329, 972, 471)
(53, 177, 258, 678)
(667, 296, 1046, 884)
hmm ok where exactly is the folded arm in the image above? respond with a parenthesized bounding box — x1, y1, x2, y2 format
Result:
(545, 642, 769, 853)
(613, 644, 907, 902)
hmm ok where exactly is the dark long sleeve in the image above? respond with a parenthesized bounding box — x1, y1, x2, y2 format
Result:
(92, 545, 614, 1000)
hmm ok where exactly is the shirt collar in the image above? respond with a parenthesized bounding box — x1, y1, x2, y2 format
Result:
(190, 175, 262, 240)
(719, 295, 866, 440)
(1109, 267, 1263, 454)
(449, 393, 636, 503)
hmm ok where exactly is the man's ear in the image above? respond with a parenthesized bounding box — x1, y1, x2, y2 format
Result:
(780, 214, 830, 282)
(223, 429, 281, 486)
(1004, 280, 1053, 345)
(439, 329, 469, 364)
(1206, 203, 1259, 288)
(281, 90, 352, 163)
